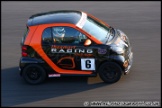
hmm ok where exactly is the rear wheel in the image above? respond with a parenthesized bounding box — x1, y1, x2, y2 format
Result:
(98, 62, 122, 83)
(22, 64, 46, 84)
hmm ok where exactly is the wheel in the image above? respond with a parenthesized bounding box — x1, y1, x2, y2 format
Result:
(22, 64, 46, 84)
(98, 62, 122, 83)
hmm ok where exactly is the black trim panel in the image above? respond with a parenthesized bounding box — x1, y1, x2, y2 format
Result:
(27, 10, 82, 26)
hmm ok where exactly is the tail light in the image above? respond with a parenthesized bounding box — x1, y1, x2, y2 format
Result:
(22, 45, 28, 57)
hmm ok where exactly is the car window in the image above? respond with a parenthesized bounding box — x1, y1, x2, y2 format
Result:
(52, 26, 87, 44)
(42, 28, 53, 45)
(21, 26, 29, 45)
(82, 16, 114, 43)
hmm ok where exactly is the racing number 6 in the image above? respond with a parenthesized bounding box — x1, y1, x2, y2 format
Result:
(81, 58, 95, 70)
(85, 60, 91, 68)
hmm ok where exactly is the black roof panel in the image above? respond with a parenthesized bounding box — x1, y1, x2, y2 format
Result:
(27, 10, 82, 26)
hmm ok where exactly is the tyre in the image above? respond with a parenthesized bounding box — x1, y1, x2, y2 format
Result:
(98, 62, 122, 83)
(22, 64, 46, 84)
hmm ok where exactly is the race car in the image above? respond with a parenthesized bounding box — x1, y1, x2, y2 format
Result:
(19, 10, 133, 84)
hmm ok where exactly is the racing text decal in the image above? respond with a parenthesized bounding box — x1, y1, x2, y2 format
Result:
(51, 45, 93, 54)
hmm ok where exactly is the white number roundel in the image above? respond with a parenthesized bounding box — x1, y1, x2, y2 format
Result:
(81, 58, 95, 70)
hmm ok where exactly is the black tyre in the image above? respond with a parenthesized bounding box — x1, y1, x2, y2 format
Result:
(22, 64, 46, 84)
(98, 62, 122, 83)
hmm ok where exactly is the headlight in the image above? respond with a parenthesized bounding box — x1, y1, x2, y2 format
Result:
(117, 29, 130, 46)
(114, 37, 128, 47)
(117, 29, 129, 41)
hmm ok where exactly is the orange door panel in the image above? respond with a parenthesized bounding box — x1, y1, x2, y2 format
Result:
(24, 26, 38, 45)
(29, 23, 94, 74)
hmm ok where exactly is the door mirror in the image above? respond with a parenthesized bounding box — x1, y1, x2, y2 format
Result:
(84, 39, 92, 46)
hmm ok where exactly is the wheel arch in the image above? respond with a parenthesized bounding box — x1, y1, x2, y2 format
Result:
(96, 59, 125, 73)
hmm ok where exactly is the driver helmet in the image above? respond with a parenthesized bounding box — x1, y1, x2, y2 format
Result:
(52, 27, 65, 38)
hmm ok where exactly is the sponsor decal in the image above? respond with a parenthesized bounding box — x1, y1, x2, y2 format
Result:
(51, 45, 93, 54)
(98, 48, 107, 54)
(51, 45, 76, 49)
(48, 74, 61, 77)
(74, 53, 94, 57)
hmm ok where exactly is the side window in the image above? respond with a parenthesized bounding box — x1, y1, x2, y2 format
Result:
(52, 26, 87, 44)
(21, 26, 29, 45)
(42, 28, 53, 45)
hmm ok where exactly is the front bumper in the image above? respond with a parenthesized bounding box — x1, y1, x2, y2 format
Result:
(124, 52, 133, 74)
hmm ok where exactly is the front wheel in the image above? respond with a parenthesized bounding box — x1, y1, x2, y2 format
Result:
(22, 64, 46, 84)
(98, 62, 122, 83)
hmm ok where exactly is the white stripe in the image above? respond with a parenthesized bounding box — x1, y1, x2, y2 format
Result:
(76, 12, 87, 28)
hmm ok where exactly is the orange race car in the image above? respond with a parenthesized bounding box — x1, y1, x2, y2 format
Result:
(19, 10, 133, 84)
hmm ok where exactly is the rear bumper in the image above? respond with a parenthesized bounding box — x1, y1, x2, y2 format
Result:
(19, 57, 45, 76)
(124, 52, 133, 74)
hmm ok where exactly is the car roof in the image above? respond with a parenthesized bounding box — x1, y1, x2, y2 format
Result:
(27, 10, 82, 26)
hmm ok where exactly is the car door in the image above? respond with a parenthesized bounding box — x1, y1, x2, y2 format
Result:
(41, 26, 107, 74)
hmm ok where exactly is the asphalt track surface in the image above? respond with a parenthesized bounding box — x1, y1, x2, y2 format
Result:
(1, 1, 161, 107)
